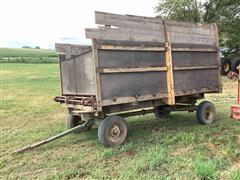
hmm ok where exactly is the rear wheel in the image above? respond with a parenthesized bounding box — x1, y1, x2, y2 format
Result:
(98, 116, 128, 147)
(220, 58, 231, 75)
(154, 107, 171, 118)
(196, 101, 216, 125)
(230, 58, 240, 73)
(67, 115, 93, 133)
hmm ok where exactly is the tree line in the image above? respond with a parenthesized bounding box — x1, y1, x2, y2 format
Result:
(155, 0, 240, 58)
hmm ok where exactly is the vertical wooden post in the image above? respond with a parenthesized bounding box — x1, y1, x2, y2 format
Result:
(214, 23, 222, 93)
(92, 40, 102, 113)
(163, 20, 175, 105)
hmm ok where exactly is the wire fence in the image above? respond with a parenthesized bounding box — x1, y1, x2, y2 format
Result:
(0, 56, 58, 63)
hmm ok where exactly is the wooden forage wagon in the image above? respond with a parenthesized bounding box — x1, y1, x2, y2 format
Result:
(54, 11, 222, 147)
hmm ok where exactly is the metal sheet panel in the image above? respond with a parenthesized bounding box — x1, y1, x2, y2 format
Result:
(74, 51, 96, 94)
(60, 59, 76, 95)
(172, 52, 218, 67)
(100, 72, 167, 99)
(173, 69, 220, 92)
(98, 50, 166, 68)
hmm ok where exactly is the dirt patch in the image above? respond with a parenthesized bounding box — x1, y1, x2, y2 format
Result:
(220, 161, 240, 179)
(171, 145, 193, 156)
(110, 150, 138, 162)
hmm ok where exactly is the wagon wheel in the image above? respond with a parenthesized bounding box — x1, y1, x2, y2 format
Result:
(98, 116, 128, 147)
(154, 107, 171, 118)
(230, 58, 240, 73)
(196, 101, 216, 125)
(220, 58, 231, 75)
(67, 115, 94, 133)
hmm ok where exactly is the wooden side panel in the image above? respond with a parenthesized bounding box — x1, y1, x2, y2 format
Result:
(86, 28, 165, 43)
(95, 11, 164, 30)
(86, 27, 215, 45)
(74, 51, 96, 95)
(55, 43, 92, 59)
(60, 59, 76, 95)
(86, 11, 217, 45)
(95, 11, 215, 36)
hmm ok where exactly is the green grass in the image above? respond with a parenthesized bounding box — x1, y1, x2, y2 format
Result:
(0, 48, 58, 63)
(1, 63, 240, 179)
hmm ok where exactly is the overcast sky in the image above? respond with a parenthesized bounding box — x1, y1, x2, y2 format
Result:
(0, 0, 159, 49)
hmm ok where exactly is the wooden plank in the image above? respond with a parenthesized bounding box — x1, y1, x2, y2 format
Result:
(92, 40, 102, 112)
(164, 30, 175, 105)
(101, 86, 219, 107)
(172, 47, 217, 52)
(85, 28, 165, 43)
(173, 65, 218, 71)
(97, 67, 167, 73)
(99, 44, 216, 52)
(174, 87, 219, 96)
(102, 93, 168, 106)
(86, 27, 216, 45)
(55, 43, 92, 59)
(166, 21, 216, 36)
(95, 11, 215, 37)
(95, 11, 164, 31)
(214, 23, 222, 93)
(99, 45, 165, 51)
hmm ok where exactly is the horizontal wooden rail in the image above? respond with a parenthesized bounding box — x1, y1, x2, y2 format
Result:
(173, 65, 218, 71)
(97, 65, 218, 74)
(99, 45, 217, 52)
(97, 67, 167, 73)
(99, 45, 165, 51)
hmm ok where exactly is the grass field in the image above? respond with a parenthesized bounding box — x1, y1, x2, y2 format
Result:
(1, 63, 240, 179)
(0, 48, 58, 63)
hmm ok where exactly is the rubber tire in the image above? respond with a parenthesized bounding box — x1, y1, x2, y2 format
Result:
(230, 58, 240, 73)
(220, 58, 231, 75)
(154, 107, 171, 118)
(67, 115, 92, 133)
(196, 101, 216, 125)
(98, 116, 128, 147)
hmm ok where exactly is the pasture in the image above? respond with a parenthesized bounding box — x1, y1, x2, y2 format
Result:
(0, 48, 58, 63)
(0, 63, 239, 179)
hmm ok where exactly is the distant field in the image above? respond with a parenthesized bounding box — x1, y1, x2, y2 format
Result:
(1, 63, 240, 179)
(0, 48, 58, 63)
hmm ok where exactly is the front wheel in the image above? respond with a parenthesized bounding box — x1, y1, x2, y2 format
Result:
(98, 116, 128, 147)
(196, 101, 216, 125)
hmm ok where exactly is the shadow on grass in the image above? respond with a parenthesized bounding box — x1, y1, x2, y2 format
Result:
(30, 110, 228, 153)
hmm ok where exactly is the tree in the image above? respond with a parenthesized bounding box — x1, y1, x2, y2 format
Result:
(22, 46, 31, 49)
(155, 0, 240, 57)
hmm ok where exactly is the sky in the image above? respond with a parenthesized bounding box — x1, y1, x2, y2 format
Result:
(0, 0, 159, 49)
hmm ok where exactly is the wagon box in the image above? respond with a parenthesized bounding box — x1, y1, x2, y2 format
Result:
(54, 11, 222, 147)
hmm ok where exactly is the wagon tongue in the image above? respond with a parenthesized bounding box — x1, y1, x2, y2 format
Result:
(12, 122, 88, 154)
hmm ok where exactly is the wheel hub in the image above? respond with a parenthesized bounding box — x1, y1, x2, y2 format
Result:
(204, 107, 213, 120)
(109, 124, 121, 142)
